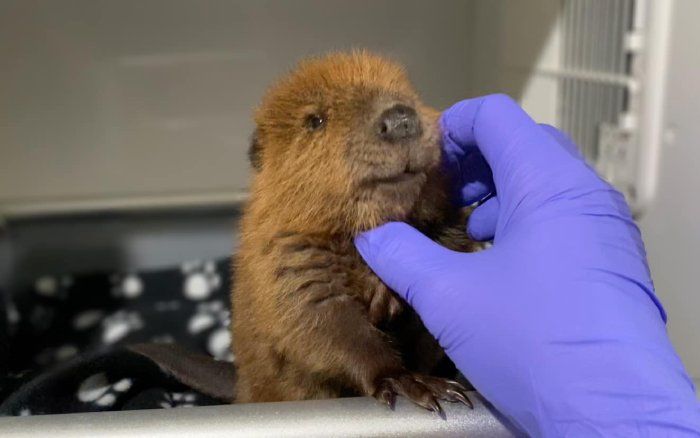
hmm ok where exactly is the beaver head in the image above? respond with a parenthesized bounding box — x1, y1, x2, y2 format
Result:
(248, 51, 442, 234)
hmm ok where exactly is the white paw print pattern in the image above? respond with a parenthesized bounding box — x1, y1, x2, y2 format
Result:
(101, 311, 144, 344)
(6, 301, 20, 325)
(34, 275, 72, 299)
(208, 328, 233, 362)
(188, 301, 228, 334)
(77, 373, 132, 407)
(180, 260, 222, 301)
(110, 274, 144, 299)
(35, 344, 79, 365)
(159, 391, 198, 409)
(34, 276, 57, 297)
(187, 301, 233, 361)
(73, 309, 105, 331)
(55, 344, 79, 361)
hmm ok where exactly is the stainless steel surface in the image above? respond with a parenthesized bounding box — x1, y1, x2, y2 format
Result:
(0, 395, 519, 438)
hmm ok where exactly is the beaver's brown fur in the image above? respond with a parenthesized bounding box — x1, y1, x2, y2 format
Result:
(232, 51, 479, 412)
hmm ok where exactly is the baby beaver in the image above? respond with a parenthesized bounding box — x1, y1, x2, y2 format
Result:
(232, 51, 479, 413)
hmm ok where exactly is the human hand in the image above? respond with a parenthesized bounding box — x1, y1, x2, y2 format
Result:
(355, 95, 700, 436)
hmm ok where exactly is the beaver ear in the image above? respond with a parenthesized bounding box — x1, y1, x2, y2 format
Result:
(248, 130, 262, 171)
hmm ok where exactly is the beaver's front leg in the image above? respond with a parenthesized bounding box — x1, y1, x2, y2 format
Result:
(268, 232, 471, 412)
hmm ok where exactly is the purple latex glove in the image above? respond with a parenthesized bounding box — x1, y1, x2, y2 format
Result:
(355, 95, 700, 436)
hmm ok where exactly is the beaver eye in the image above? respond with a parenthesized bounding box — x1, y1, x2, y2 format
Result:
(306, 114, 326, 131)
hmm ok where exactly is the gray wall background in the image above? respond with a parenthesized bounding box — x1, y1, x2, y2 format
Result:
(0, 0, 479, 214)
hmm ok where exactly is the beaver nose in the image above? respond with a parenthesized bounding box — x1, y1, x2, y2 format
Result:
(377, 104, 422, 143)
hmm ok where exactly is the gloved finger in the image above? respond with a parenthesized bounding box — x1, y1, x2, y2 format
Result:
(356, 223, 500, 353)
(354, 222, 461, 308)
(456, 151, 495, 207)
(441, 94, 577, 192)
(467, 196, 500, 241)
(539, 123, 584, 160)
(441, 121, 495, 206)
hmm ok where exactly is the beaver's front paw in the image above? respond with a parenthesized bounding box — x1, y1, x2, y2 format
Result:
(366, 280, 403, 325)
(372, 372, 473, 414)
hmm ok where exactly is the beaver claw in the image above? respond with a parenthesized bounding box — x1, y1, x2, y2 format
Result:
(372, 373, 473, 414)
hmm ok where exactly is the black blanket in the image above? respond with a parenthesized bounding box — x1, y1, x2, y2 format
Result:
(0, 258, 233, 416)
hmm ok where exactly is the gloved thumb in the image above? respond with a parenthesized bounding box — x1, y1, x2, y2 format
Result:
(354, 222, 463, 308)
(467, 196, 500, 241)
